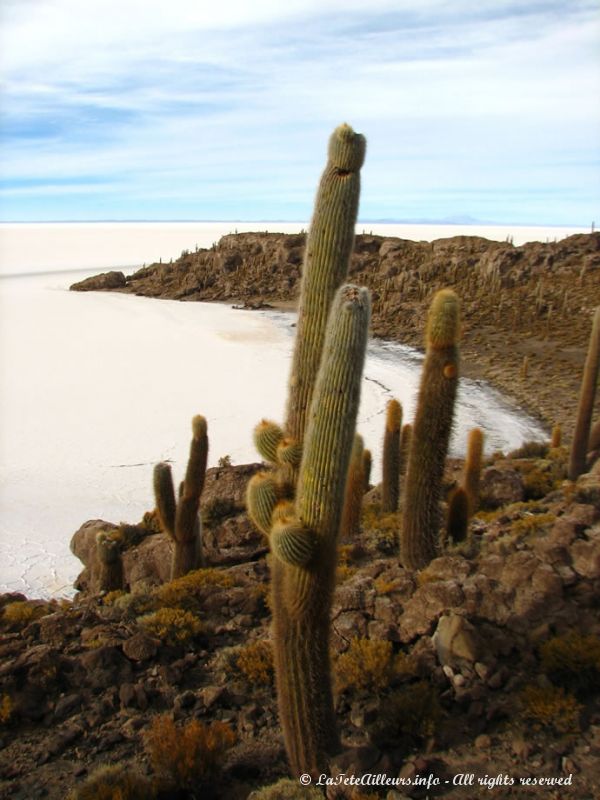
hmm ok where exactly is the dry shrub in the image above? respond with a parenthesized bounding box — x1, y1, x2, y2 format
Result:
(236, 640, 274, 685)
(154, 567, 234, 613)
(335, 637, 411, 694)
(145, 715, 235, 791)
(520, 684, 582, 734)
(250, 777, 323, 798)
(138, 607, 203, 646)
(540, 633, 600, 696)
(368, 680, 441, 751)
(2, 600, 54, 629)
(66, 763, 153, 800)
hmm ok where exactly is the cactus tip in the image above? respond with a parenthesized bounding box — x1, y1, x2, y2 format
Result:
(427, 289, 460, 348)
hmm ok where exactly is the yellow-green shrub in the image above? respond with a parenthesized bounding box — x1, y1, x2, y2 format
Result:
(145, 715, 235, 790)
(540, 633, 600, 696)
(66, 764, 153, 800)
(250, 778, 323, 799)
(369, 681, 441, 750)
(138, 607, 203, 646)
(335, 637, 410, 694)
(154, 568, 234, 613)
(236, 640, 274, 685)
(2, 600, 54, 628)
(520, 684, 582, 734)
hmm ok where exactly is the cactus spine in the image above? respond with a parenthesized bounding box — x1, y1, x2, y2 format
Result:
(153, 415, 208, 579)
(381, 398, 402, 512)
(272, 285, 371, 777)
(569, 307, 600, 480)
(401, 290, 460, 569)
(340, 433, 365, 540)
(463, 427, 484, 515)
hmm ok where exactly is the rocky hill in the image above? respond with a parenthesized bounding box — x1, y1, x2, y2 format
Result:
(71, 231, 600, 440)
(1, 445, 600, 799)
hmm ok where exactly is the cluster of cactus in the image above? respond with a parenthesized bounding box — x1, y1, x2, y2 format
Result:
(246, 124, 370, 777)
(445, 427, 484, 544)
(153, 415, 208, 579)
(569, 306, 600, 480)
(400, 289, 461, 569)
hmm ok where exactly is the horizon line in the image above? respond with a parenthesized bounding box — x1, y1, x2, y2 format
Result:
(0, 218, 590, 228)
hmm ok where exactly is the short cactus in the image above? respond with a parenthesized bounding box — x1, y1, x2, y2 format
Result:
(446, 487, 469, 544)
(153, 415, 208, 579)
(463, 427, 484, 515)
(340, 433, 365, 540)
(569, 307, 600, 479)
(401, 290, 460, 569)
(362, 448, 372, 493)
(551, 424, 562, 449)
(96, 531, 124, 593)
(381, 399, 402, 512)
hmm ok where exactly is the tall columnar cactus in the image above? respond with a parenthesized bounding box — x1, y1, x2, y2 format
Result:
(569, 307, 600, 480)
(400, 290, 460, 570)
(153, 415, 208, 579)
(285, 124, 366, 459)
(463, 427, 484, 516)
(381, 398, 402, 512)
(399, 423, 412, 476)
(270, 284, 371, 777)
(340, 433, 365, 540)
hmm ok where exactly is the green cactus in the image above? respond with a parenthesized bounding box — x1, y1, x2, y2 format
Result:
(569, 307, 600, 479)
(381, 398, 402, 512)
(271, 284, 371, 777)
(400, 289, 460, 570)
(463, 427, 484, 515)
(285, 123, 366, 460)
(153, 415, 208, 579)
(254, 419, 285, 464)
(446, 487, 469, 544)
(340, 433, 365, 540)
(96, 531, 124, 593)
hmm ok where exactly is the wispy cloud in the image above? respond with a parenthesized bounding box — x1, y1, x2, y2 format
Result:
(1, 0, 598, 222)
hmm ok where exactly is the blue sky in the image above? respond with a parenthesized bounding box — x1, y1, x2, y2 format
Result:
(1, 0, 599, 224)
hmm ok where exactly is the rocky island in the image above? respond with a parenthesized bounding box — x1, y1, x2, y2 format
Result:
(71, 229, 600, 440)
(3, 122, 600, 799)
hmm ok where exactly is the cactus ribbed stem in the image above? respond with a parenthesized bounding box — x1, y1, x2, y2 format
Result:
(569, 307, 600, 480)
(362, 448, 372, 493)
(272, 284, 371, 777)
(340, 433, 365, 540)
(401, 290, 460, 570)
(464, 428, 484, 516)
(382, 399, 402, 512)
(285, 124, 366, 453)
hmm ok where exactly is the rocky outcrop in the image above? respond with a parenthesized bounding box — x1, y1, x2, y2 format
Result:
(71, 232, 600, 440)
